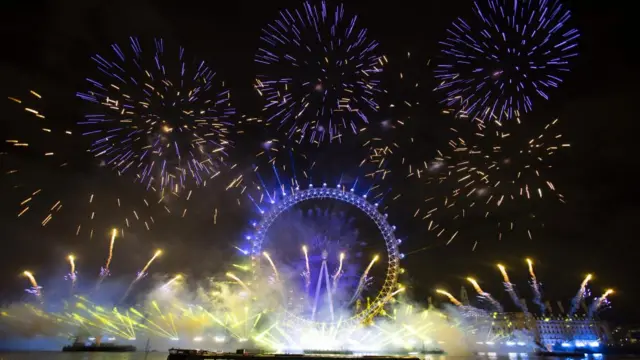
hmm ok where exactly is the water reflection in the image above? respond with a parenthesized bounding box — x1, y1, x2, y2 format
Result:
(0, 353, 616, 360)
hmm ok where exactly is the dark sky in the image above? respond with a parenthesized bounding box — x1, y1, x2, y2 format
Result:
(0, 0, 638, 323)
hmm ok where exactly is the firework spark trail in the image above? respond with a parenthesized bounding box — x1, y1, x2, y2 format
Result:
(466, 277, 503, 312)
(589, 289, 614, 317)
(137, 250, 163, 281)
(497, 264, 526, 312)
(436, 289, 462, 306)
(434, 0, 579, 122)
(332, 252, 345, 293)
(368, 286, 406, 317)
(360, 116, 435, 181)
(162, 274, 182, 290)
(255, 1, 386, 144)
(301, 246, 311, 291)
(466, 277, 484, 294)
(22, 271, 42, 299)
(121, 250, 162, 302)
(496, 264, 510, 284)
(76, 37, 236, 194)
(96, 229, 118, 290)
(104, 229, 117, 272)
(450, 118, 569, 204)
(262, 252, 280, 283)
(349, 254, 378, 304)
(357, 53, 442, 182)
(67, 255, 77, 292)
(526, 258, 545, 314)
(6, 92, 153, 234)
(226, 272, 251, 293)
(570, 274, 592, 315)
(7, 268, 298, 341)
(6, 91, 69, 224)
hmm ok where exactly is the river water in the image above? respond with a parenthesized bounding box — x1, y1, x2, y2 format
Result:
(0, 354, 625, 360)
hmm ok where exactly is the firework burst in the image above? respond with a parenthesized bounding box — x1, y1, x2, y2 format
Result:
(76, 37, 237, 194)
(410, 117, 569, 248)
(434, 0, 580, 122)
(255, 1, 386, 144)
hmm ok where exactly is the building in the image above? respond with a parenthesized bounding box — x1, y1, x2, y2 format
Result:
(534, 315, 610, 348)
(486, 313, 610, 349)
(610, 325, 640, 346)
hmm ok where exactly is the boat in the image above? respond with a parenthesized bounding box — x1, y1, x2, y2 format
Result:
(62, 343, 137, 352)
(62, 336, 136, 352)
(167, 349, 421, 360)
(419, 349, 445, 355)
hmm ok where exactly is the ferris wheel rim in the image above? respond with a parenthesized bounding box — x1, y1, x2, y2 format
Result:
(249, 185, 401, 326)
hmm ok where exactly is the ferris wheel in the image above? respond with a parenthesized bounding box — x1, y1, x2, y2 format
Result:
(248, 184, 403, 327)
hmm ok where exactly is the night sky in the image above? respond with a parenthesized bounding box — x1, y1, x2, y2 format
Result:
(0, 0, 638, 323)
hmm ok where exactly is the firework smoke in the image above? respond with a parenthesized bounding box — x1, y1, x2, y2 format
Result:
(466, 277, 503, 313)
(497, 264, 526, 312)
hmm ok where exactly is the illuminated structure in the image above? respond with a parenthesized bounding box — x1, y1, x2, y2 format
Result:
(248, 184, 402, 327)
(534, 316, 611, 349)
(487, 312, 611, 349)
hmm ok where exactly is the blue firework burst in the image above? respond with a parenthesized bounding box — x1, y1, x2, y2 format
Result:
(255, 1, 386, 144)
(76, 37, 236, 193)
(434, 0, 579, 122)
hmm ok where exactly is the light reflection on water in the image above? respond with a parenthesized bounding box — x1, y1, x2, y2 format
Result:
(0, 354, 623, 360)
(0, 353, 168, 360)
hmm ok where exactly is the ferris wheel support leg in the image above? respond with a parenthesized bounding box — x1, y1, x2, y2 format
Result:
(311, 260, 327, 321)
(324, 260, 335, 322)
